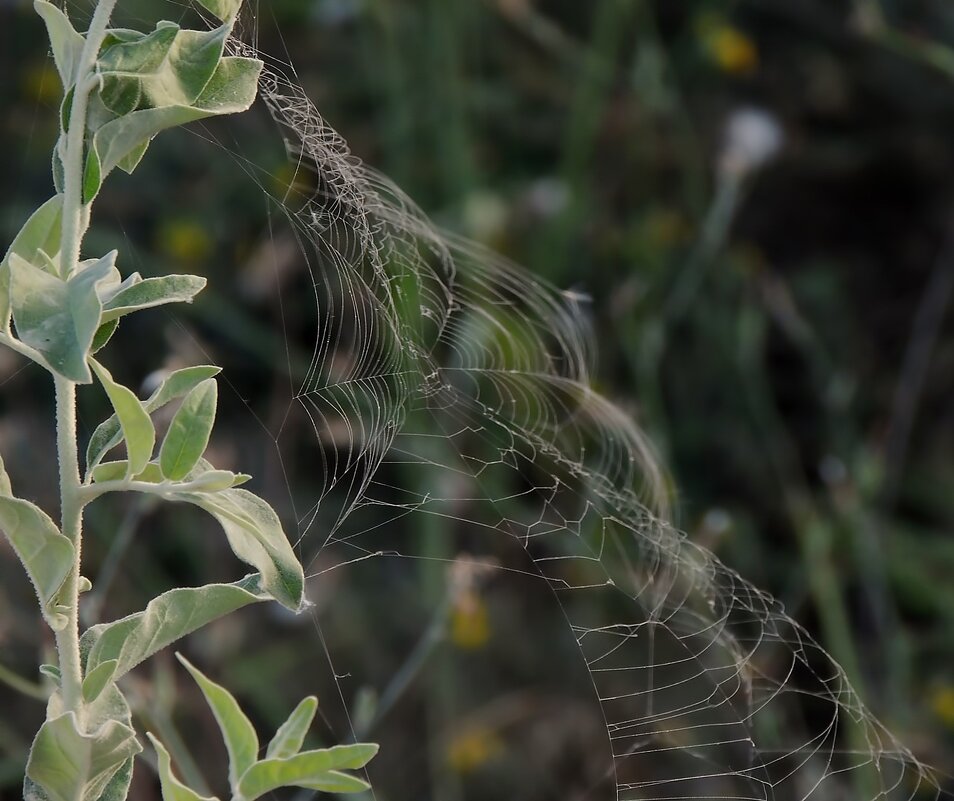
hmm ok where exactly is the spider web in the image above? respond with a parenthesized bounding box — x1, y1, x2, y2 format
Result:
(204, 44, 943, 799)
(37, 1, 937, 796)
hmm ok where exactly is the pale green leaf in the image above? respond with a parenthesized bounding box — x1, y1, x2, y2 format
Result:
(266, 697, 318, 760)
(0, 195, 63, 332)
(82, 659, 118, 704)
(81, 575, 268, 680)
(34, 1, 84, 87)
(177, 654, 258, 793)
(98, 21, 229, 109)
(193, 0, 242, 22)
(92, 56, 262, 176)
(0, 451, 11, 496)
(116, 138, 150, 175)
(9, 252, 118, 383)
(90, 460, 163, 484)
(83, 143, 103, 204)
(89, 359, 156, 477)
(148, 734, 220, 801)
(0, 495, 74, 630)
(25, 712, 141, 801)
(237, 746, 378, 800)
(97, 22, 179, 78)
(99, 74, 142, 117)
(90, 318, 118, 353)
(86, 365, 220, 474)
(184, 488, 304, 611)
(91, 758, 134, 801)
(160, 378, 217, 480)
(100, 274, 206, 323)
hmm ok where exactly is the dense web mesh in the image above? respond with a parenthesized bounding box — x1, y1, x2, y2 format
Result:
(211, 47, 943, 799)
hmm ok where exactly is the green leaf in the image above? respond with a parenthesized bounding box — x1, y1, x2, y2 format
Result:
(148, 734, 220, 801)
(98, 21, 230, 109)
(100, 75, 142, 117)
(0, 195, 63, 332)
(100, 274, 206, 323)
(91, 319, 118, 353)
(0, 451, 11, 496)
(9, 252, 118, 383)
(81, 575, 268, 681)
(266, 697, 318, 760)
(89, 359, 156, 478)
(86, 365, 220, 474)
(60, 87, 74, 133)
(90, 460, 164, 485)
(92, 56, 262, 177)
(184, 489, 304, 611)
(34, 1, 85, 87)
(83, 144, 103, 204)
(116, 139, 150, 175)
(0, 496, 74, 630)
(236, 745, 378, 800)
(26, 712, 141, 801)
(194, 0, 243, 22)
(91, 758, 134, 801)
(39, 664, 60, 684)
(177, 654, 258, 793)
(160, 378, 217, 480)
(82, 660, 118, 704)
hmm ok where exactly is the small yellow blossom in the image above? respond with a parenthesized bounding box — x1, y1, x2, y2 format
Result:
(930, 685, 954, 728)
(446, 727, 502, 774)
(704, 24, 759, 75)
(23, 63, 62, 106)
(158, 220, 212, 266)
(644, 208, 687, 248)
(450, 590, 490, 650)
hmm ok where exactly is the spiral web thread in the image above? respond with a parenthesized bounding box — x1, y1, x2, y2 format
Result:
(213, 24, 945, 801)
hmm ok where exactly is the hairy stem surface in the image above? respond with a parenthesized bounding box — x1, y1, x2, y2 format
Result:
(54, 0, 118, 721)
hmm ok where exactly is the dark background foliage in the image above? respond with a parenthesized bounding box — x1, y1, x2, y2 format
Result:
(1, 0, 953, 797)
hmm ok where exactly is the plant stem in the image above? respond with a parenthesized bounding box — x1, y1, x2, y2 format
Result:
(53, 0, 119, 721)
(54, 376, 85, 716)
(60, 0, 118, 279)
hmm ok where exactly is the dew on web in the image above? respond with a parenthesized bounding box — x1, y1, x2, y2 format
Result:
(129, 8, 945, 799)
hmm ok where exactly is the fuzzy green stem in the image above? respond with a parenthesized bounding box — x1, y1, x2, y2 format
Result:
(53, 0, 119, 720)
(59, 0, 118, 278)
(53, 377, 85, 715)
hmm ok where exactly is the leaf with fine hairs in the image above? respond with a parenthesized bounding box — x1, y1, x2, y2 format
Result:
(81, 575, 269, 681)
(0, 495, 74, 630)
(148, 735, 220, 801)
(99, 274, 206, 323)
(33, 1, 84, 87)
(9, 252, 119, 383)
(193, 0, 243, 22)
(177, 654, 258, 794)
(159, 378, 217, 480)
(25, 712, 141, 801)
(89, 359, 156, 478)
(266, 696, 318, 760)
(182, 488, 304, 611)
(0, 194, 63, 332)
(92, 56, 262, 177)
(86, 364, 220, 475)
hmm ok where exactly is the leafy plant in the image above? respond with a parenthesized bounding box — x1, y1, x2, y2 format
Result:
(0, 1, 377, 798)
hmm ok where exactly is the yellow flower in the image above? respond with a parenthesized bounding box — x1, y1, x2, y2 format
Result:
(22, 62, 62, 106)
(158, 220, 212, 266)
(446, 727, 502, 774)
(930, 685, 954, 728)
(704, 24, 759, 75)
(450, 590, 490, 650)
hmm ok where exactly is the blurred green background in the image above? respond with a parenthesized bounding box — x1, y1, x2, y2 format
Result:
(2, 0, 954, 797)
